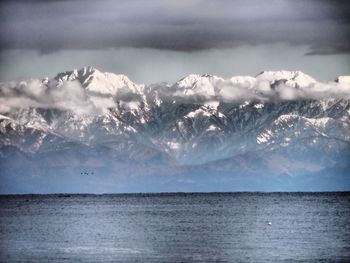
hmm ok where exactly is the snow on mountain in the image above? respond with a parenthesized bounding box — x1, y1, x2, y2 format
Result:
(229, 76, 256, 87)
(172, 74, 224, 100)
(55, 66, 143, 96)
(175, 74, 223, 89)
(1, 67, 350, 187)
(0, 114, 64, 153)
(256, 70, 317, 88)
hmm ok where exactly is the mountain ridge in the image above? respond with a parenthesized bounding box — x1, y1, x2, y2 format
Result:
(0, 67, 349, 193)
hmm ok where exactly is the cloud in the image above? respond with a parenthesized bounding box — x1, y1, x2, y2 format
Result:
(164, 76, 350, 103)
(283, 81, 350, 101)
(0, 79, 117, 115)
(1, 71, 349, 116)
(0, 0, 349, 55)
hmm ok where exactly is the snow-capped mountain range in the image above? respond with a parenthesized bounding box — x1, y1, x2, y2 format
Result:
(0, 67, 349, 193)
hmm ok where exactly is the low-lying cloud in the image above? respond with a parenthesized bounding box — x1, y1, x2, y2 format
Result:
(0, 79, 116, 115)
(160, 73, 350, 103)
(0, 71, 349, 116)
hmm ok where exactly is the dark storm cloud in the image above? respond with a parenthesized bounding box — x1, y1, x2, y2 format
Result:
(0, 0, 349, 54)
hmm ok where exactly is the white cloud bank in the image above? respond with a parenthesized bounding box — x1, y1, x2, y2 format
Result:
(165, 71, 350, 103)
(0, 70, 349, 116)
(0, 79, 115, 115)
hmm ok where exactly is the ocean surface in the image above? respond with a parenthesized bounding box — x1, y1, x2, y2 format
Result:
(0, 192, 349, 262)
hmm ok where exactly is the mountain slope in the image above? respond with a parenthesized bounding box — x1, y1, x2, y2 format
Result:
(0, 67, 349, 193)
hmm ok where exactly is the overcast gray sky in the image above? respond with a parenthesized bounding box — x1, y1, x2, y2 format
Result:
(0, 0, 349, 83)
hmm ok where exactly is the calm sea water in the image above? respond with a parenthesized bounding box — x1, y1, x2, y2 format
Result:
(0, 192, 349, 262)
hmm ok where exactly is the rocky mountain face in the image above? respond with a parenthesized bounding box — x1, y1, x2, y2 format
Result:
(0, 67, 349, 193)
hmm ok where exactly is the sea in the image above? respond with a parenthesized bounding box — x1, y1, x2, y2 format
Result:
(0, 192, 349, 262)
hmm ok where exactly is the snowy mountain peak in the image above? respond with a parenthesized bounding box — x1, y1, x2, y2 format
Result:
(256, 70, 316, 88)
(257, 70, 305, 79)
(229, 76, 257, 87)
(173, 74, 224, 97)
(80, 66, 97, 75)
(1, 67, 350, 192)
(54, 67, 141, 96)
(176, 74, 223, 88)
(176, 74, 203, 88)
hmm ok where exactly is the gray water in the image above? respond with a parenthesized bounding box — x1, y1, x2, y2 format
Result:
(0, 193, 349, 262)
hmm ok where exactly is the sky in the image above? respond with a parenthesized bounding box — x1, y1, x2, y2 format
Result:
(0, 0, 349, 83)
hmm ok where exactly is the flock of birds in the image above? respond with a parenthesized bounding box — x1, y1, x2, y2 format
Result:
(80, 172, 94, 176)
